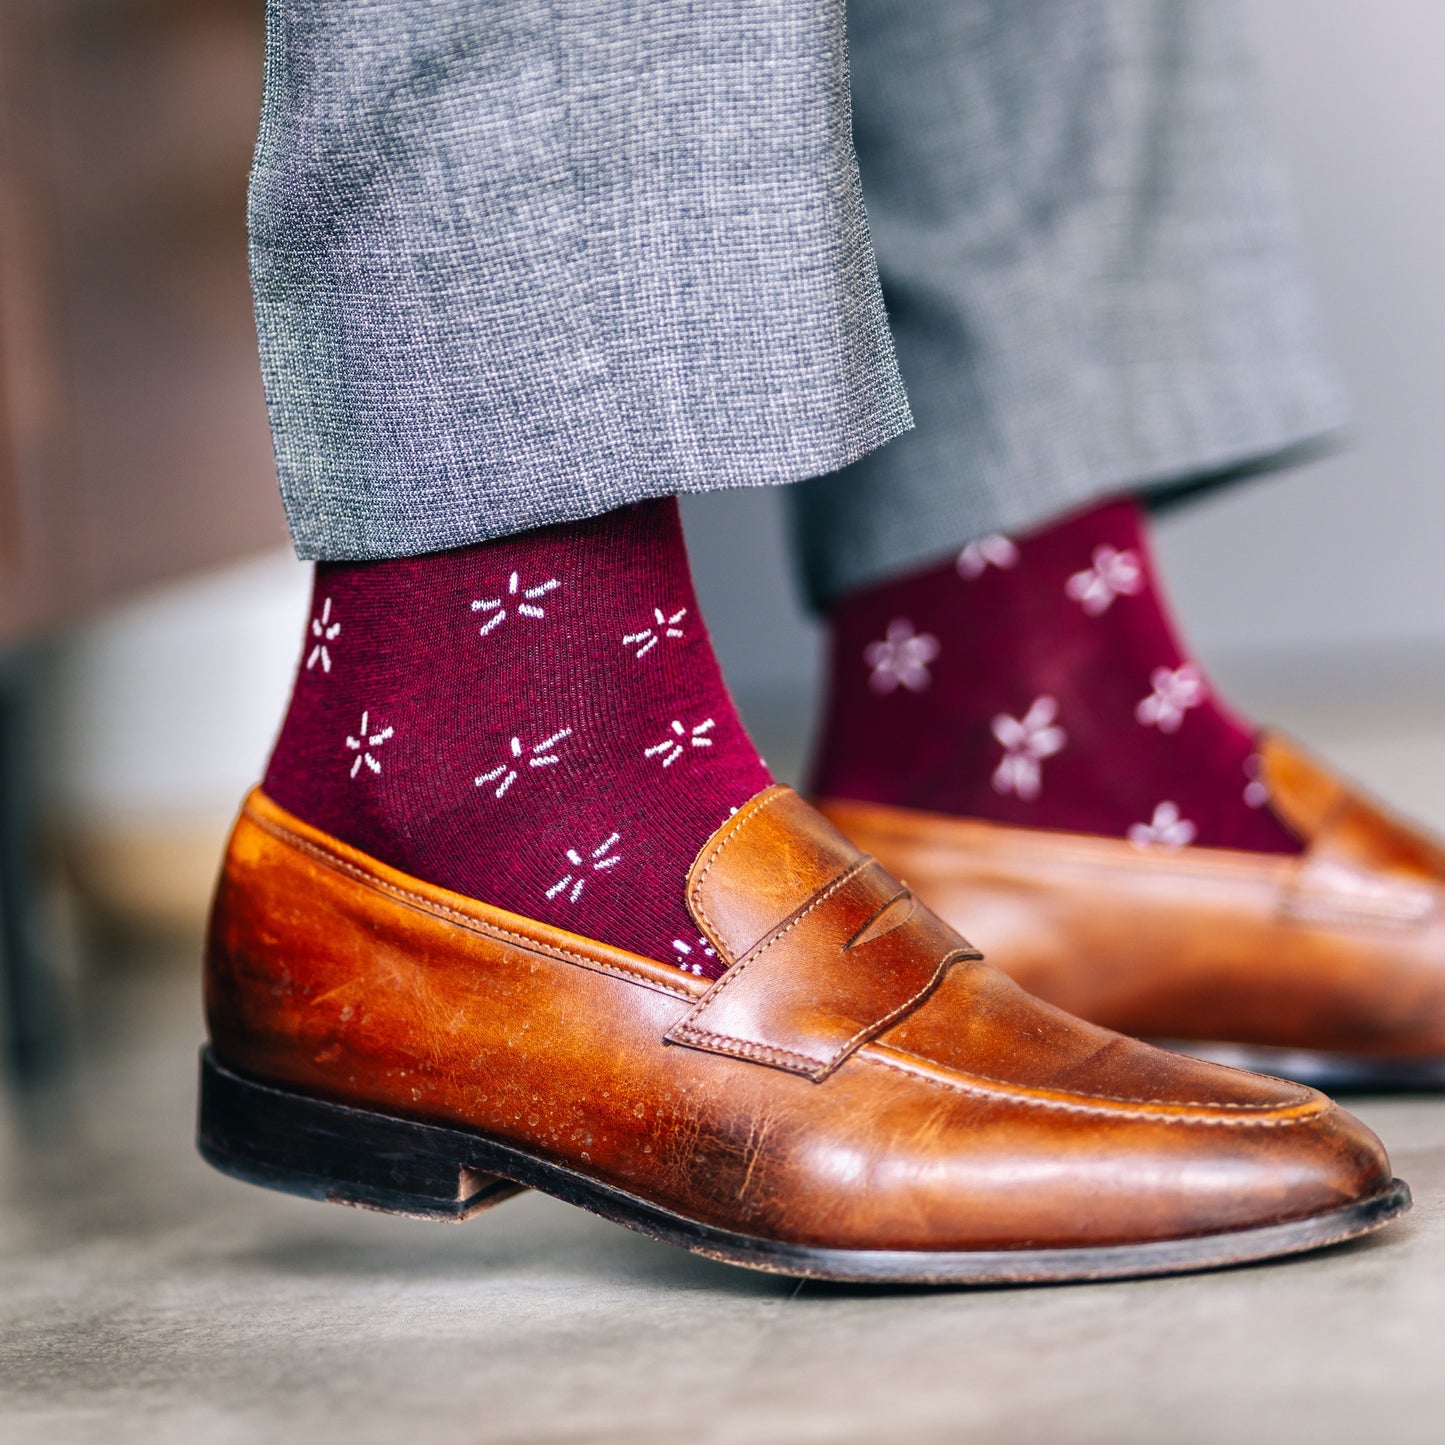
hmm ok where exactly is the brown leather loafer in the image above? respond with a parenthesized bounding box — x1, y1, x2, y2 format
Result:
(821, 733, 1445, 1092)
(199, 783, 1407, 1284)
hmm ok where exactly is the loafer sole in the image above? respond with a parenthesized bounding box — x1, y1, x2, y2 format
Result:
(196, 1048, 1412, 1286)
(1157, 1039, 1445, 1094)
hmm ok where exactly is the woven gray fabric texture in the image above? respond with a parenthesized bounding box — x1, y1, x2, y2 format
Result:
(251, 0, 910, 560)
(252, 0, 1344, 592)
(790, 0, 1346, 603)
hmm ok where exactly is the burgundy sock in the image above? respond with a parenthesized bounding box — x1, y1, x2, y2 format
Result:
(811, 498, 1300, 854)
(264, 500, 770, 974)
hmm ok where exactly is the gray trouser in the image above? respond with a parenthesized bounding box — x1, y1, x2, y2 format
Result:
(251, 0, 1345, 605)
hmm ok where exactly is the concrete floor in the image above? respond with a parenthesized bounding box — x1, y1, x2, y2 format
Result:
(8, 706, 1445, 1443)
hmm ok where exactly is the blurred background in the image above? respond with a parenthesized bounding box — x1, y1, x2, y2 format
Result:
(2, 0, 1444, 1073)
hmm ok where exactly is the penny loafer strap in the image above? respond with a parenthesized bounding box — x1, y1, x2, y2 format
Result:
(666, 854, 980, 1081)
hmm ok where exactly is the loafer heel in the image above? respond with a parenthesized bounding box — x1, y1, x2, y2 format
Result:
(196, 1048, 527, 1221)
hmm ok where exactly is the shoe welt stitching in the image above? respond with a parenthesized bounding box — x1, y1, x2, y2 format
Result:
(862, 1047, 1325, 1121)
(245, 805, 1324, 1121)
(245, 806, 697, 1002)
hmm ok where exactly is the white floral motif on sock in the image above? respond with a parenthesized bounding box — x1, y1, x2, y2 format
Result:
(1136, 664, 1207, 733)
(1243, 753, 1269, 808)
(344, 710, 394, 779)
(1066, 545, 1144, 615)
(671, 934, 717, 976)
(622, 606, 687, 659)
(644, 717, 715, 768)
(545, 832, 621, 903)
(991, 696, 1066, 799)
(306, 597, 340, 673)
(865, 619, 940, 695)
(1128, 801, 1197, 850)
(471, 571, 560, 637)
(474, 728, 573, 799)
(956, 535, 1020, 579)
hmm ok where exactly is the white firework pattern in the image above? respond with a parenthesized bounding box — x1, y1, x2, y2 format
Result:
(471, 571, 560, 637)
(644, 716, 716, 768)
(344, 709, 394, 779)
(474, 728, 573, 799)
(306, 597, 340, 673)
(622, 606, 687, 659)
(545, 831, 622, 903)
(671, 934, 717, 976)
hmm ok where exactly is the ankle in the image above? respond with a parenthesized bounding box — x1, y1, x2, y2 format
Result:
(812, 499, 1299, 854)
(264, 500, 770, 968)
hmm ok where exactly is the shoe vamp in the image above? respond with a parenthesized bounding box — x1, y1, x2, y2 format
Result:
(877, 957, 1318, 1112)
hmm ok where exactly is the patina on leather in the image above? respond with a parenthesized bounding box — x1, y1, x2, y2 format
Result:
(818, 732, 1445, 1061)
(207, 782, 1393, 1255)
(667, 789, 981, 1080)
